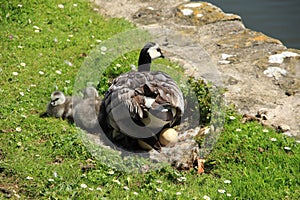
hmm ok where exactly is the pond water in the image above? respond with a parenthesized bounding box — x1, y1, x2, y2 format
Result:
(192, 0, 300, 49)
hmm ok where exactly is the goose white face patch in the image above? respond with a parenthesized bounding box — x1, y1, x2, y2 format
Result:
(148, 44, 162, 60)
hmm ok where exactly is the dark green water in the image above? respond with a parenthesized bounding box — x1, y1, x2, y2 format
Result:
(192, 0, 300, 49)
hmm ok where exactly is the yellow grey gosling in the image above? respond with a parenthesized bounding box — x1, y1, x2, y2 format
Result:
(73, 87, 102, 132)
(43, 91, 79, 122)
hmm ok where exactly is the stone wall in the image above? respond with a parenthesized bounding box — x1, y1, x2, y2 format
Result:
(93, 0, 300, 138)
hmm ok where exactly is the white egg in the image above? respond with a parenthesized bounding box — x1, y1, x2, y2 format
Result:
(159, 128, 178, 146)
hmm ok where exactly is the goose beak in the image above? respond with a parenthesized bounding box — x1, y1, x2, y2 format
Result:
(159, 49, 165, 58)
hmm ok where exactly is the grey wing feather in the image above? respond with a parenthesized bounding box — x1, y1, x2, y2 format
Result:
(103, 71, 184, 138)
(148, 71, 184, 113)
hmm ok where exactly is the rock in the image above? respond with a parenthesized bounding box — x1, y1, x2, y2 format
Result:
(268, 51, 299, 64)
(263, 67, 287, 80)
(257, 147, 264, 153)
(241, 114, 260, 123)
(175, 2, 241, 26)
(256, 108, 269, 120)
(278, 124, 291, 132)
(282, 132, 293, 137)
(133, 7, 162, 25)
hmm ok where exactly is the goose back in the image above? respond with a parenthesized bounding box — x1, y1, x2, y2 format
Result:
(102, 70, 184, 139)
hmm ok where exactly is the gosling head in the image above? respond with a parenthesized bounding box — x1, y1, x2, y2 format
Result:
(50, 91, 66, 106)
(83, 86, 99, 99)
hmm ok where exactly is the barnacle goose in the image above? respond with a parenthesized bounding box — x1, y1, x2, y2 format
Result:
(100, 42, 184, 151)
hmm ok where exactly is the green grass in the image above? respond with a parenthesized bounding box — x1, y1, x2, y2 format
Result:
(1, 0, 299, 199)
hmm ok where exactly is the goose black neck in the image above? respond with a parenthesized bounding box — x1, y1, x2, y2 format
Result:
(138, 49, 152, 72)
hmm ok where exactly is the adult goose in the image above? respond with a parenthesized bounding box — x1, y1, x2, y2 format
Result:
(100, 42, 184, 150)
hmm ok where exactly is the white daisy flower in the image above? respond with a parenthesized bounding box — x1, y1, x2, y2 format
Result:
(224, 180, 231, 184)
(203, 195, 211, 200)
(100, 46, 107, 51)
(64, 60, 73, 67)
(262, 129, 269, 133)
(177, 176, 186, 182)
(218, 189, 226, 194)
(229, 116, 236, 120)
(26, 176, 33, 180)
(112, 179, 121, 185)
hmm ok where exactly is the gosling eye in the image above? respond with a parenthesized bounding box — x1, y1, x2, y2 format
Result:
(50, 98, 59, 106)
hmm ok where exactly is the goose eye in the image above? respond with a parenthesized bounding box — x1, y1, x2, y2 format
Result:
(157, 48, 164, 58)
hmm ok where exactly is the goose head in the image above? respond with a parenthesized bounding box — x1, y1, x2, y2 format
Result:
(138, 42, 164, 72)
(50, 91, 66, 106)
(83, 86, 99, 99)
